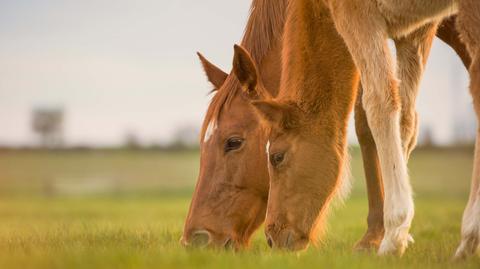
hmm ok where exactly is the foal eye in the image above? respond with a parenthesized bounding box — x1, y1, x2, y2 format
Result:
(270, 152, 285, 167)
(225, 137, 244, 152)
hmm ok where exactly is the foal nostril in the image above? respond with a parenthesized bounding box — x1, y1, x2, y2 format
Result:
(267, 235, 273, 248)
(223, 238, 234, 250)
(190, 230, 212, 247)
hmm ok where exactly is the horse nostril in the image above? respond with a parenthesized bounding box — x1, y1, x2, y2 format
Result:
(280, 230, 309, 251)
(285, 231, 294, 250)
(190, 230, 212, 247)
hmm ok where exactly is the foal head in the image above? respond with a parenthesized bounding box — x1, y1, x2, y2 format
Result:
(233, 45, 352, 251)
(181, 52, 272, 249)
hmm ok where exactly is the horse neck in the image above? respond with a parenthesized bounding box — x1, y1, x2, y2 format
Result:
(279, 0, 359, 124)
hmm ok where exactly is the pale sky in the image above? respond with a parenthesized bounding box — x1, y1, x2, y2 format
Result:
(0, 0, 475, 146)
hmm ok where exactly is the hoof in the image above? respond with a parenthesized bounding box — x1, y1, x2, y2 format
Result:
(377, 233, 413, 256)
(454, 235, 479, 261)
(353, 231, 384, 252)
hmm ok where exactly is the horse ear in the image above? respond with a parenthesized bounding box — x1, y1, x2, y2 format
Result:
(197, 52, 228, 89)
(232, 44, 259, 98)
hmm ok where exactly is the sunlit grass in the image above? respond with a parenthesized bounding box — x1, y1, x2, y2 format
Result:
(0, 148, 478, 268)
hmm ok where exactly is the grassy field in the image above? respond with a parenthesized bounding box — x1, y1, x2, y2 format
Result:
(0, 148, 479, 269)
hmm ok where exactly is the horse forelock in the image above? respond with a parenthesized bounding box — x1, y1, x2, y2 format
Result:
(200, 77, 240, 143)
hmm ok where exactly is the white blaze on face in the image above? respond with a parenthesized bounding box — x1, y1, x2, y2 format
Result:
(203, 120, 217, 143)
(265, 140, 271, 155)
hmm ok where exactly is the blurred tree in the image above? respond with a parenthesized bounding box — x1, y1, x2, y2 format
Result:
(422, 126, 434, 148)
(171, 125, 200, 150)
(124, 131, 141, 149)
(31, 108, 64, 148)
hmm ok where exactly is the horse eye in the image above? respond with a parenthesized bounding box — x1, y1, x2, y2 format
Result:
(270, 152, 285, 167)
(225, 137, 244, 152)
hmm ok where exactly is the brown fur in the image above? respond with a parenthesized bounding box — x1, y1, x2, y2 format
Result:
(437, 16, 472, 67)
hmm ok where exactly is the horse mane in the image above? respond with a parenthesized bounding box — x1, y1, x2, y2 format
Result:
(241, 0, 288, 63)
(200, 0, 288, 142)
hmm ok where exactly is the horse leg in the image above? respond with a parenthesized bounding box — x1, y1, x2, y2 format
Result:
(455, 128, 480, 259)
(353, 86, 385, 251)
(453, 0, 480, 259)
(394, 23, 438, 159)
(328, 1, 413, 256)
(353, 23, 438, 251)
(436, 15, 472, 68)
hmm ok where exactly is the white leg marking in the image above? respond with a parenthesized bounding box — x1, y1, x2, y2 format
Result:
(376, 111, 414, 256)
(455, 198, 480, 259)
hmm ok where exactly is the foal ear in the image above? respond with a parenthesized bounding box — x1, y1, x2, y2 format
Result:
(197, 52, 228, 89)
(232, 44, 259, 98)
(252, 101, 300, 130)
(251, 100, 283, 124)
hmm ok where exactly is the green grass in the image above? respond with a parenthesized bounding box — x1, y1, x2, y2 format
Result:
(0, 148, 479, 269)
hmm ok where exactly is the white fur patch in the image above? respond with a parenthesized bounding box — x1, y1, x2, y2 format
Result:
(337, 147, 353, 203)
(265, 140, 271, 155)
(332, 146, 353, 207)
(203, 120, 216, 142)
(456, 196, 480, 258)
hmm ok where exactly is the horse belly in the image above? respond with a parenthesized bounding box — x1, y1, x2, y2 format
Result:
(377, 0, 458, 37)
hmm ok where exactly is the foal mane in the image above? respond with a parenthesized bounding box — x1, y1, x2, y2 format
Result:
(200, 0, 288, 141)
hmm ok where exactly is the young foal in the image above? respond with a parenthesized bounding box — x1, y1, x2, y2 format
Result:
(326, 0, 480, 257)
(238, 0, 479, 257)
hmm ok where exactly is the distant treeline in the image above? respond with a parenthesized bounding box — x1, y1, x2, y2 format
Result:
(0, 143, 200, 153)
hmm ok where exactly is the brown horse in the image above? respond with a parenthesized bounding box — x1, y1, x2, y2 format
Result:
(236, 0, 479, 257)
(181, 0, 286, 249)
(182, 0, 471, 251)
